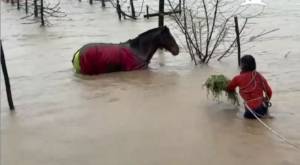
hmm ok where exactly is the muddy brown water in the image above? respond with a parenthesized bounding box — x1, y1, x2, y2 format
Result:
(1, 0, 300, 165)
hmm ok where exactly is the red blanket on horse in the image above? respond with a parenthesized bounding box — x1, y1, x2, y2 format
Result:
(77, 45, 146, 75)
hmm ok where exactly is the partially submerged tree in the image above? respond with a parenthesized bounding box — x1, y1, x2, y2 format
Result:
(30, 0, 66, 26)
(5, 0, 66, 26)
(109, 0, 146, 20)
(167, 0, 266, 64)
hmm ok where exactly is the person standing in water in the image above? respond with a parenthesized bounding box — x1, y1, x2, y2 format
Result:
(227, 55, 273, 119)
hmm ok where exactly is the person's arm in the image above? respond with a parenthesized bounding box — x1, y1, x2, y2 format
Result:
(227, 76, 239, 92)
(261, 76, 272, 99)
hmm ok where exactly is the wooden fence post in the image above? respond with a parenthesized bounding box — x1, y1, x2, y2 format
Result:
(179, 0, 182, 15)
(129, 0, 136, 18)
(101, 0, 105, 7)
(116, 0, 122, 20)
(25, 0, 28, 14)
(158, 0, 164, 27)
(146, 5, 149, 19)
(234, 16, 241, 66)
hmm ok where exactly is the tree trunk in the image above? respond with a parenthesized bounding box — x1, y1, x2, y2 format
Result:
(0, 41, 15, 110)
(17, 0, 20, 10)
(34, 0, 38, 17)
(41, 0, 45, 26)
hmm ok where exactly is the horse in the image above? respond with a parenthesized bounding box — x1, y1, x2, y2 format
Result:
(72, 26, 179, 75)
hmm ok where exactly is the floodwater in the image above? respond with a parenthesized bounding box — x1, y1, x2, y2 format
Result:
(1, 0, 300, 165)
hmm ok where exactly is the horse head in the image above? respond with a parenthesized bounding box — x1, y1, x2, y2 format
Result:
(158, 26, 180, 56)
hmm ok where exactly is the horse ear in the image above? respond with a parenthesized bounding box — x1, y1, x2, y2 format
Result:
(162, 26, 169, 33)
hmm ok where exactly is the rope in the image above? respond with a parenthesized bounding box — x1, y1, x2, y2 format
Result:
(244, 103, 300, 150)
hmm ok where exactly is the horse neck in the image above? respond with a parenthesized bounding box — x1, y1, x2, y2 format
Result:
(129, 32, 160, 63)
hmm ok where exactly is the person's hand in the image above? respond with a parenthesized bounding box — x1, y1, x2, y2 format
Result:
(263, 97, 272, 107)
(263, 96, 270, 102)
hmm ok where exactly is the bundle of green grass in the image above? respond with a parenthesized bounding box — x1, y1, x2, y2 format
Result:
(204, 74, 239, 106)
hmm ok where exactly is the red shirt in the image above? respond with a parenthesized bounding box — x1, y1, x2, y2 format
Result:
(227, 71, 272, 110)
(79, 45, 146, 75)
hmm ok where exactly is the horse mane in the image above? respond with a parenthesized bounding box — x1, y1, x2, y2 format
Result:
(129, 26, 166, 47)
(137, 27, 162, 38)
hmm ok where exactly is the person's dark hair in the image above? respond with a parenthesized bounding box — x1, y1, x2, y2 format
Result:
(240, 55, 256, 72)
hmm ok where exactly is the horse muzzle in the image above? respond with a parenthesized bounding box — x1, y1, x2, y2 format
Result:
(171, 47, 180, 56)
